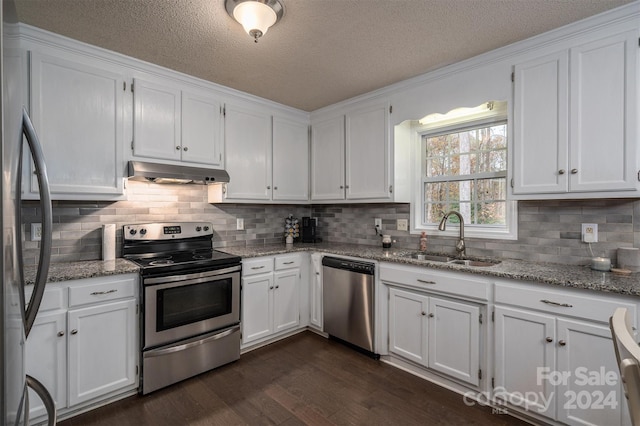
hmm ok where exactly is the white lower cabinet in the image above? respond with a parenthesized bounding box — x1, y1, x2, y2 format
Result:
(68, 299, 137, 406)
(493, 280, 636, 426)
(25, 275, 138, 422)
(388, 287, 481, 387)
(241, 255, 302, 347)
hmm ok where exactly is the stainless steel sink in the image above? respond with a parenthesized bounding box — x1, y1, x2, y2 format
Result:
(398, 252, 500, 267)
(447, 259, 500, 267)
(400, 253, 453, 262)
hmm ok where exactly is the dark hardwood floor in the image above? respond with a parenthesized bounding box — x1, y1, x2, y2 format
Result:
(59, 332, 530, 425)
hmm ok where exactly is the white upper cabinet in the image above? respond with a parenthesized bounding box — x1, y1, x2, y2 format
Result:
(311, 99, 395, 202)
(223, 103, 272, 201)
(132, 78, 224, 168)
(132, 78, 181, 162)
(182, 90, 223, 166)
(512, 29, 638, 199)
(272, 115, 309, 201)
(310, 115, 345, 200)
(28, 51, 125, 199)
(218, 105, 309, 203)
(345, 101, 391, 200)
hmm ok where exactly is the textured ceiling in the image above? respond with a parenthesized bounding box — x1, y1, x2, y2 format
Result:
(13, 0, 633, 111)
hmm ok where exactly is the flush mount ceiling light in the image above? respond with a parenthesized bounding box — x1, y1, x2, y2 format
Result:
(225, 0, 284, 43)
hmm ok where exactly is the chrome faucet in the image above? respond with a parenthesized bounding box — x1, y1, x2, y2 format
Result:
(438, 211, 465, 258)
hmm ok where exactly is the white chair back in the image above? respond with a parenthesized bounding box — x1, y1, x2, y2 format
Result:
(610, 307, 640, 425)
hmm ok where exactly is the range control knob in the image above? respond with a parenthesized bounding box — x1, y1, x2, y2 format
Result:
(196, 226, 202, 232)
(129, 229, 137, 235)
(204, 226, 210, 231)
(139, 228, 147, 235)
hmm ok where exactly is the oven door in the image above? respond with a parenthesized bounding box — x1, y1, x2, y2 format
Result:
(143, 265, 240, 349)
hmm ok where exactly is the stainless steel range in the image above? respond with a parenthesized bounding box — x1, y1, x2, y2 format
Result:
(122, 222, 242, 394)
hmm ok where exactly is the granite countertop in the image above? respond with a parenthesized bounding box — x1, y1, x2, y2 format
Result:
(220, 242, 640, 297)
(25, 258, 139, 286)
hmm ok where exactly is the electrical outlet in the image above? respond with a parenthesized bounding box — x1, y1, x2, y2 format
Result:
(31, 223, 42, 241)
(374, 218, 382, 229)
(236, 218, 244, 230)
(397, 219, 408, 231)
(582, 223, 598, 243)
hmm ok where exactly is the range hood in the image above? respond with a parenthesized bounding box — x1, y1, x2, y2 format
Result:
(127, 161, 230, 185)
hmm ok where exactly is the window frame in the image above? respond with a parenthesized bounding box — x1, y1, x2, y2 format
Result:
(411, 114, 518, 240)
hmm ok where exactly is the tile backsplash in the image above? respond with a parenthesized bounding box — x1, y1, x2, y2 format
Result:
(22, 181, 640, 267)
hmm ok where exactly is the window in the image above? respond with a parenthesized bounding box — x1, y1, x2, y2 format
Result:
(412, 101, 517, 239)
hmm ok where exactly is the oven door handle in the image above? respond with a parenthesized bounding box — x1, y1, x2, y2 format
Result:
(145, 325, 240, 357)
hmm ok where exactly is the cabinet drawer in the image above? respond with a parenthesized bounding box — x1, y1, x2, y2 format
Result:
(380, 263, 490, 301)
(242, 258, 274, 276)
(275, 255, 301, 270)
(68, 276, 136, 307)
(25, 285, 65, 311)
(495, 280, 638, 324)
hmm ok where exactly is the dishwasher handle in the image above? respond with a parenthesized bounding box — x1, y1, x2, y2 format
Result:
(321, 256, 375, 275)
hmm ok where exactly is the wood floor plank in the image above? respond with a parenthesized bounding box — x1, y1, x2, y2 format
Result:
(59, 332, 530, 426)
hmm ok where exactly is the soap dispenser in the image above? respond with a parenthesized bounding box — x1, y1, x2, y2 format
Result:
(420, 231, 427, 252)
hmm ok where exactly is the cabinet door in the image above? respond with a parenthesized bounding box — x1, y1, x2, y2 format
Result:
(494, 306, 556, 417)
(512, 51, 569, 195)
(181, 90, 223, 167)
(556, 318, 628, 426)
(132, 78, 181, 161)
(345, 101, 391, 200)
(29, 52, 124, 197)
(272, 116, 309, 201)
(388, 287, 428, 366)
(569, 30, 638, 193)
(26, 311, 67, 419)
(273, 269, 300, 333)
(68, 299, 137, 406)
(224, 104, 272, 200)
(428, 297, 480, 386)
(310, 115, 345, 200)
(241, 274, 273, 344)
(309, 254, 323, 330)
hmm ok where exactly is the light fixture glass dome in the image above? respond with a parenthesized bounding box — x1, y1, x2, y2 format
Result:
(226, 0, 284, 43)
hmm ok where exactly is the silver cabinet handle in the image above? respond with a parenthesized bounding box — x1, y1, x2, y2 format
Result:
(283, 261, 294, 265)
(58, 331, 65, 337)
(175, 146, 181, 150)
(339, 185, 344, 189)
(417, 279, 436, 285)
(558, 169, 566, 175)
(90, 289, 117, 295)
(251, 266, 265, 270)
(269, 286, 274, 290)
(274, 186, 278, 190)
(345, 185, 350, 189)
(546, 337, 553, 343)
(267, 185, 271, 189)
(71, 329, 78, 335)
(559, 340, 567, 346)
(421, 311, 426, 316)
(540, 299, 573, 308)
(183, 147, 188, 151)
(428, 313, 434, 318)
(571, 169, 578, 174)
(275, 285, 279, 289)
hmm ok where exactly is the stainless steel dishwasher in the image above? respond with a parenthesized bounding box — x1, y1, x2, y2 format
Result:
(322, 256, 377, 357)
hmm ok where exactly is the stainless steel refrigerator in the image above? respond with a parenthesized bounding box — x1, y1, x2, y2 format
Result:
(2, 1, 56, 424)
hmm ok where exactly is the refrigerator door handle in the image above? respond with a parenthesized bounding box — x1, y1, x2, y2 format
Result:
(26, 375, 56, 426)
(20, 108, 53, 338)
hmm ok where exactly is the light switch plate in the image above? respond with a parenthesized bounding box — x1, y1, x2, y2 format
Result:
(236, 218, 244, 230)
(397, 219, 408, 231)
